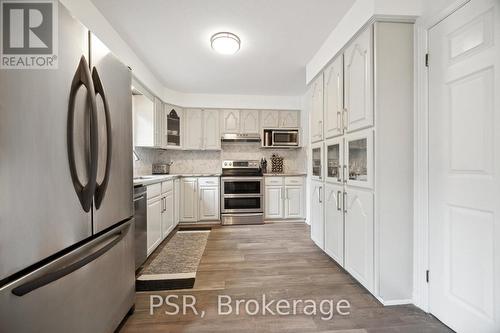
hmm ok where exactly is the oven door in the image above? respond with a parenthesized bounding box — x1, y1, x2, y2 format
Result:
(221, 177, 263, 213)
(221, 196, 263, 213)
(222, 177, 262, 195)
(272, 130, 299, 146)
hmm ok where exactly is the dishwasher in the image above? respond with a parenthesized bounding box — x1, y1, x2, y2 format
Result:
(134, 185, 147, 270)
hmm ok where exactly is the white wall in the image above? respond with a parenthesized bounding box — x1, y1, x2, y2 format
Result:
(60, 0, 302, 110)
(60, 0, 165, 99)
(168, 91, 302, 110)
(306, 0, 422, 84)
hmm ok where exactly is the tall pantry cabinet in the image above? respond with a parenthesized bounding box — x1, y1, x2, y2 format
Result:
(307, 21, 414, 304)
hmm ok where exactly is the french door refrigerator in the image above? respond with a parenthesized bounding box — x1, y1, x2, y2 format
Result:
(0, 3, 134, 332)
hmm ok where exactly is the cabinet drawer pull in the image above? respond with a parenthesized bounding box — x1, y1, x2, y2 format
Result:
(337, 191, 342, 211)
(343, 192, 347, 214)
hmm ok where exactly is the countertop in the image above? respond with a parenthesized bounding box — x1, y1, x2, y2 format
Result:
(133, 173, 221, 186)
(263, 173, 307, 177)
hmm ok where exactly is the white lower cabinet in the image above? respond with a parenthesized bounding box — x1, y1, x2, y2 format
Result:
(162, 190, 174, 238)
(284, 186, 304, 219)
(310, 180, 324, 249)
(174, 178, 180, 227)
(265, 186, 283, 219)
(264, 176, 305, 220)
(146, 195, 162, 256)
(344, 187, 374, 292)
(146, 180, 177, 256)
(180, 177, 220, 223)
(198, 179, 220, 221)
(324, 183, 344, 265)
(180, 178, 199, 222)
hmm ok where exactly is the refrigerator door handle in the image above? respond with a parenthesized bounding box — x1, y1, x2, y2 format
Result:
(11, 222, 131, 297)
(67, 55, 98, 212)
(91, 67, 112, 209)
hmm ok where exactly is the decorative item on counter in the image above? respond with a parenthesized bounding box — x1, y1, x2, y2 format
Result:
(152, 162, 174, 175)
(270, 154, 284, 174)
(260, 158, 268, 173)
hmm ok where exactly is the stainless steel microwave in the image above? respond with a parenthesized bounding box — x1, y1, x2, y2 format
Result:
(262, 129, 300, 147)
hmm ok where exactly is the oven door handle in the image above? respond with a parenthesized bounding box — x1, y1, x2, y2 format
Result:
(221, 177, 263, 181)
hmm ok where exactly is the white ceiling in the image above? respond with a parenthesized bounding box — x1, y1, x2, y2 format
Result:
(90, 0, 355, 96)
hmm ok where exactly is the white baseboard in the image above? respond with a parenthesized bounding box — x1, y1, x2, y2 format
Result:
(375, 296, 413, 306)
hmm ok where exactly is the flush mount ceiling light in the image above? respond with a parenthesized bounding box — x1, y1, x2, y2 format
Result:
(210, 32, 241, 55)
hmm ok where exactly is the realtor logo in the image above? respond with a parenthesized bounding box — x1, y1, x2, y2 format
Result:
(1, 0, 58, 69)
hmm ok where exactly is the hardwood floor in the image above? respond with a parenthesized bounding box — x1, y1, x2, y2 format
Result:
(120, 222, 452, 333)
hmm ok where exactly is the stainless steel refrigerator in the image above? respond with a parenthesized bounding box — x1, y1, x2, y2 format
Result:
(0, 3, 135, 332)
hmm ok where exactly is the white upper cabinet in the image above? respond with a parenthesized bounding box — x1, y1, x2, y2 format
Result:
(324, 55, 344, 138)
(133, 93, 158, 147)
(221, 110, 240, 134)
(261, 110, 280, 128)
(310, 74, 324, 142)
(261, 110, 300, 129)
(280, 110, 300, 128)
(344, 26, 373, 132)
(203, 109, 220, 150)
(184, 109, 204, 150)
(240, 110, 260, 134)
(344, 187, 374, 292)
(163, 105, 182, 149)
(154, 97, 163, 146)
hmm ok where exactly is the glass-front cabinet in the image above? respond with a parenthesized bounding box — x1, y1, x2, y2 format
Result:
(163, 106, 182, 149)
(325, 137, 344, 184)
(311, 142, 323, 180)
(345, 129, 373, 188)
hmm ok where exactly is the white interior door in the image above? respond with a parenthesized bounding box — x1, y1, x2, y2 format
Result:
(324, 183, 344, 266)
(344, 187, 374, 292)
(428, 0, 500, 331)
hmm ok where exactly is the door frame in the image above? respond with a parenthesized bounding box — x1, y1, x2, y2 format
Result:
(413, 0, 472, 312)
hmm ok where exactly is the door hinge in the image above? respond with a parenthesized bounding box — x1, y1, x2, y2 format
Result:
(425, 53, 429, 67)
(426, 270, 430, 283)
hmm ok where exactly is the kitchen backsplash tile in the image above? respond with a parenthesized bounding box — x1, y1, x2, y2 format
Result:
(134, 144, 306, 176)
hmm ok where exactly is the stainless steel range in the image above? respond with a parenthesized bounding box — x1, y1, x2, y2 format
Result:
(221, 160, 264, 225)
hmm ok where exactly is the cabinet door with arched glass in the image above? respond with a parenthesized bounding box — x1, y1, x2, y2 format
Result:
(325, 137, 344, 184)
(345, 129, 373, 188)
(164, 106, 182, 149)
(311, 142, 324, 181)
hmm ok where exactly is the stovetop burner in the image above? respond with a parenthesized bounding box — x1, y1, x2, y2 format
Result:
(221, 160, 262, 177)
